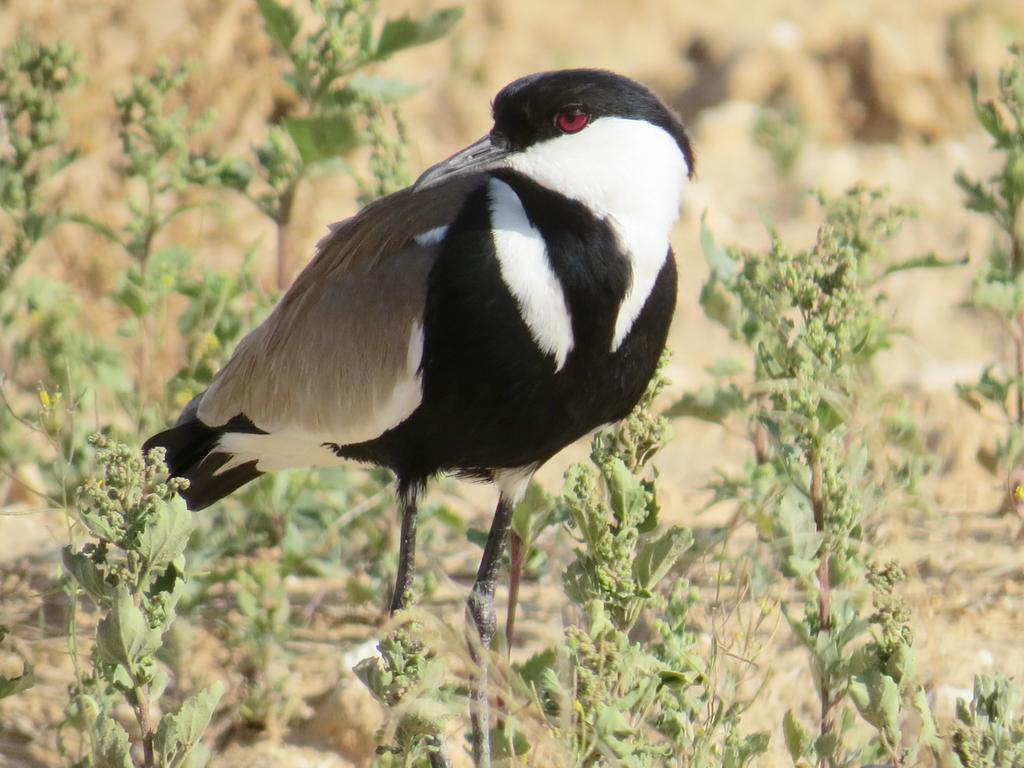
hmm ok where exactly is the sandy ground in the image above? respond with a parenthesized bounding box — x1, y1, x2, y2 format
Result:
(3, 0, 1024, 765)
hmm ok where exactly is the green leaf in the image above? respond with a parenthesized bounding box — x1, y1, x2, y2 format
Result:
(62, 547, 112, 602)
(783, 710, 810, 762)
(114, 276, 149, 317)
(155, 680, 226, 768)
(561, 559, 597, 606)
(347, 73, 420, 101)
(255, 0, 300, 51)
(146, 246, 192, 292)
(374, 8, 463, 60)
(516, 647, 557, 692)
(956, 381, 984, 412)
(0, 662, 34, 699)
(138, 496, 193, 577)
(699, 277, 740, 333)
(879, 251, 968, 279)
(93, 715, 133, 768)
(466, 526, 488, 550)
(970, 277, 1024, 318)
(705, 357, 747, 378)
(657, 668, 699, 689)
(913, 688, 943, 751)
(955, 171, 999, 215)
(604, 457, 647, 525)
(284, 112, 360, 165)
(968, 73, 1006, 140)
(665, 384, 745, 422)
(633, 526, 693, 590)
(700, 213, 737, 279)
(66, 212, 125, 247)
(353, 654, 392, 705)
(849, 669, 901, 731)
(511, 481, 550, 542)
(77, 508, 120, 544)
(489, 724, 530, 760)
(813, 731, 839, 764)
(594, 704, 633, 738)
(95, 585, 162, 675)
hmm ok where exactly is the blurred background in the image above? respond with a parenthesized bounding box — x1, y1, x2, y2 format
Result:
(2, 1, 1024, 766)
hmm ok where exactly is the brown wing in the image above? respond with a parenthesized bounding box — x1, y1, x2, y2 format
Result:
(196, 174, 483, 439)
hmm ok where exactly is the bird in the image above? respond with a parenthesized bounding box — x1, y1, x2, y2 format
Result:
(144, 68, 693, 766)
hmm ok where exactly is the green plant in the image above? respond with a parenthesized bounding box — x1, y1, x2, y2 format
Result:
(507, 356, 770, 767)
(954, 46, 1024, 493)
(947, 675, 1024, 767)
(0, 32, 84, 494)
(60, 436, 224, 768)
(752, 102, 809, 179)
(245, 0, 462, 287)
(0, 32, 80, 292)
(70, 60, 255, 433)
(0, 624, 35, 700)
(355, 614, 461, 767)
(1, 7, 462, 765)
(673, 189, 956, 767)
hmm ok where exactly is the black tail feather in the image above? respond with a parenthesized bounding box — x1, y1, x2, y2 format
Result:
(143, 412, 265, 511)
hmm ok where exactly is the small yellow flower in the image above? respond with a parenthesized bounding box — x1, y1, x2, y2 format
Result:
(38, 389, 51, 408)
(1014, 484, 1024, 501)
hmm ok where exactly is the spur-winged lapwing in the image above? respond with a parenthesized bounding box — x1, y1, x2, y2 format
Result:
(145, 68, 693, 765)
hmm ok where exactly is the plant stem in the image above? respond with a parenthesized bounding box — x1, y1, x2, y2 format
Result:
(1016, 313, 1024, 428)
(505, 530, 524, 656)
(276, 185, 296, 291)
(130, 684, 155, 768)
(810, 449, 833, 768)
(752, 414, 770, 465)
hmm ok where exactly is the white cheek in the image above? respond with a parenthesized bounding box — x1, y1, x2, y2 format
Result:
(505, 117, 687, 228)
(506, 117, 687, 349)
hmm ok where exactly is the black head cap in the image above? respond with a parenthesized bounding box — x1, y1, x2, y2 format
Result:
(490, 68, 695, 177)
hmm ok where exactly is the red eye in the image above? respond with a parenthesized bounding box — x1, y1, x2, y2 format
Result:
(555, 107, 589, 134)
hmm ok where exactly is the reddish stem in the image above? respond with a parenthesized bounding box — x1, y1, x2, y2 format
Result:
(505, 531, 524, 657)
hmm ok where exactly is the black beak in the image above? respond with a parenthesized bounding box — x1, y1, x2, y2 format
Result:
(413, 134, 510, 191)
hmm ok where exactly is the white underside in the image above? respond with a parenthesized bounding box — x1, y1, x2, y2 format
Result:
(494, 465, 537, 504)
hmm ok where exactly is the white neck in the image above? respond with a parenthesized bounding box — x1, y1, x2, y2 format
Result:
(506, 117, 687, 349)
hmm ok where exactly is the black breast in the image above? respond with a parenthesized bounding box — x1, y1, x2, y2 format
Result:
(338, 173, 677, 483)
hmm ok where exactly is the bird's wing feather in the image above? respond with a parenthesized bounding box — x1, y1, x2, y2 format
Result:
(196, 174, 484, 441)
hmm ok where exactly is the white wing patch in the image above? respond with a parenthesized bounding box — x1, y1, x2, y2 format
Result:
(414, 226, 448, 247)
(215, 322, 425, 474)
(488, 178, 574, 371)
(506, 116, 687, 350)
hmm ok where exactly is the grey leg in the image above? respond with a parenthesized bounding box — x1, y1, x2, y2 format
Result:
(389, 483, 420, 615)
(387, 483, 451, 768)
(467, 494, 514, 768)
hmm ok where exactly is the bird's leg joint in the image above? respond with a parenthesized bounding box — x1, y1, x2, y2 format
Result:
(467, 581, 498, 648)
